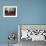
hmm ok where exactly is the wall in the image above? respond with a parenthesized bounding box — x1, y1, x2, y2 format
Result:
(0, 0, 46, 44)
(0, 0, 18, 44)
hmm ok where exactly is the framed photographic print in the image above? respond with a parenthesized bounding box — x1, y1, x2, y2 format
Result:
(3, 6, 17, 17)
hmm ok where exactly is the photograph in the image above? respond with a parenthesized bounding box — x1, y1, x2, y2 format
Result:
(3, 6, 17, 17)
